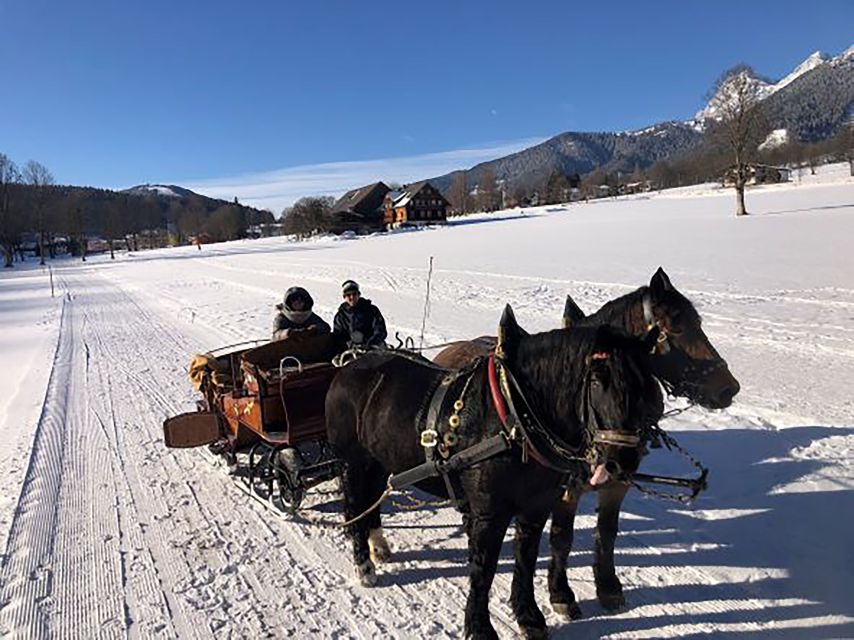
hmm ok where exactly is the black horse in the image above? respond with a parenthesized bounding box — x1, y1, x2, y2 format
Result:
(547, 267, 740, 616)
(434, 267, 741, 618)
(326, 307, 663, 639)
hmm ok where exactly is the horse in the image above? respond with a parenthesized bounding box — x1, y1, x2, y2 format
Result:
(433, 267, 741, 617)
(325, 307, 663, 639)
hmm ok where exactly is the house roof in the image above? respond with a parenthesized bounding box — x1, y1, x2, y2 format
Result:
(388, 181, 449, 208)
(330, 181, 390, 216)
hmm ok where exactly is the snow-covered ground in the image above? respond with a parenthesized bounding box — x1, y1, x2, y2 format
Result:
(0, 164, 852, 638)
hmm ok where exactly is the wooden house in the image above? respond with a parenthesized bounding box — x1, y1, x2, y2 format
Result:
(328, 182, 390, 234)
(722, 164, 791, 187)
(383, 181, 449, 228)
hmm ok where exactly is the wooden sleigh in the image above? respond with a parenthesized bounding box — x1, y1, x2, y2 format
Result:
(163, 333, 342, 513)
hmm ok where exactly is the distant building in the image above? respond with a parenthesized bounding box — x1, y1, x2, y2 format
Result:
(723, 164, 791, 187)
(328, 182, 390, 234)
(619, 181, 654, 195)
(383, 181, 449, 228)
(86, 236, 111, 253)
(51, 236, 69, 255)
(247, 223, 285, 239)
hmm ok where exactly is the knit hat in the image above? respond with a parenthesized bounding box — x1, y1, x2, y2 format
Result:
(342, 280, 360, 295)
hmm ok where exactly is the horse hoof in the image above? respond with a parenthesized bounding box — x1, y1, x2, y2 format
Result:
(355, 560, 378, 587)
(518, 625, 549, 639)
(370, 545, 391, 564)
(552, 601, 583, 620)
(598, 592, 626, 611)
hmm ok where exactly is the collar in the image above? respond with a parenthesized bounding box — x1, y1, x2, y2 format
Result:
(488, 354, 577, 471)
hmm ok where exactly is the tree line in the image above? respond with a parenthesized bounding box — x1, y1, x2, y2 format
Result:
(0, 153, 272, 268)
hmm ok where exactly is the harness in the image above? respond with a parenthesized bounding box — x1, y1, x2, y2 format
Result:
(395, 351, 643, 496)
(642, 293, 729, 399)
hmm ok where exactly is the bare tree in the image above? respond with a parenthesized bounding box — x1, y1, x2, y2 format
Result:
(704, 65, 768, 216)
(64, 191, 87, 261)
(281, 196, 334, 238)
(477, 168, 500, 212)
(0, 154, 22, 267)
(23, 161, 55, 263)
(544, 170, 571, 205)
(447, 172, 470, 214)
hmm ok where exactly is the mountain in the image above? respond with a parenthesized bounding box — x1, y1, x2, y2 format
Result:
(123, 183, 211, 200)
(429, 122, 703, 195)
(428, 45, 853, 195)
(760, 47, 854, 142)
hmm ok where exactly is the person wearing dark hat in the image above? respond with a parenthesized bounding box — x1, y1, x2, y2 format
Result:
(333, 280, 387, 350)
(272, 286, 331, 341)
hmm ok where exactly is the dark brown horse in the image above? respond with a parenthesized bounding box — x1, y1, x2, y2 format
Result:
(433, 267, 740, 617)
(326, 308, 663, 639)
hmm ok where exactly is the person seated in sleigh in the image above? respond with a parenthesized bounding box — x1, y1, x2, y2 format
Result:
(333, 280, 387, 351)
(272, 286, 331, 341)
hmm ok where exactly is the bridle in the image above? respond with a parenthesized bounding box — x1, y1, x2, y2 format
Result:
(489, 347, 647, 479)
(580, 351, 648, 478)
(642, 292, 728, 400)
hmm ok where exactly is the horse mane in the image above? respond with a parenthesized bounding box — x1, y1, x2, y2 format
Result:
(582, 286, 647, 328)
(512, 327, 601, 447)
(582, 283, 700, 329)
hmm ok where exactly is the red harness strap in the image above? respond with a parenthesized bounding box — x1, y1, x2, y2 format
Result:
(487, 354, 508, 426)
(488, 354, 553, 469)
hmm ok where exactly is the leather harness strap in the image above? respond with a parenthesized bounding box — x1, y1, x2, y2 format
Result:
(487, 354, 508, 426)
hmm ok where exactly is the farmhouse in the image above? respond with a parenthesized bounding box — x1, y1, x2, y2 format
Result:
(723, 164, 791, 187)
(328, 182, 391, 234)
(383, 181, 449, 228)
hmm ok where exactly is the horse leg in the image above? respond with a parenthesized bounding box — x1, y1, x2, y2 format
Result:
(368, 527, 391, 564)
(593, 483, 629, 610)
(366, 468, 392, 564)
(510, 512, 550, 639)
(547, 488, 583, 619)
(465, 512, 512, 640)
(341, 460, 378, 586)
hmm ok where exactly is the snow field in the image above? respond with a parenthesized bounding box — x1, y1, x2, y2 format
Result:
(0, 164, 851, 638)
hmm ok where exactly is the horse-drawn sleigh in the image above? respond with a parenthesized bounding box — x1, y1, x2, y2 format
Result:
(163, 333, 343, 514)
(163, 268, 740, 639)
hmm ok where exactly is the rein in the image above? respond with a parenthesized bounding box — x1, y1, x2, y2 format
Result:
(629, 424, 709, 503)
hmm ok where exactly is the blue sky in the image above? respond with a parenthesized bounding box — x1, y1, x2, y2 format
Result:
(1, 0, 851, 211)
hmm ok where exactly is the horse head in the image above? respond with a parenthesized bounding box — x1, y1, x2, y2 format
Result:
(580, 325, 662, 485)
(644, 267, 740, 409)
(498, 307, 661, 485)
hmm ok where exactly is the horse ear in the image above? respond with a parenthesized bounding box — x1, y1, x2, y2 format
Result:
(562, 294, 585, 329)
(496, 304, 522, 358)
(650, 266, 673, 299)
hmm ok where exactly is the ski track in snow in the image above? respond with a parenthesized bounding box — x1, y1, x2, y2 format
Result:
(1, 174, 853, 638)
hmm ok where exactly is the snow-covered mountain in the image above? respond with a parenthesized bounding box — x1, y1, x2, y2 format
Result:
(123, 183, 203, 199)
(429, 45, 853, 195)
(696, 47, 852, 122)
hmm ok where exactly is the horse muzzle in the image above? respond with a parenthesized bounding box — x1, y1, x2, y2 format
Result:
(589, 459, 623, 486)
(589, 430, 644, 486)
